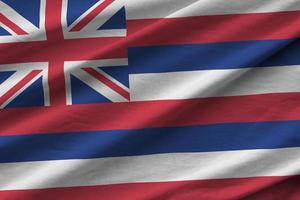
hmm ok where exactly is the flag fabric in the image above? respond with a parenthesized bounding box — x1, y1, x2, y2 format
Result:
(0, 0, 300, 199)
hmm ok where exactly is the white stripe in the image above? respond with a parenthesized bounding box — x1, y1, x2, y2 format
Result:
(64, 29, 126, 39)
(38, 0, 46, 33)
(125, 0, 300, 19)
(1, 147, 300, 190)
(64, 59, 128, 69)
(130, 65, 300, 101)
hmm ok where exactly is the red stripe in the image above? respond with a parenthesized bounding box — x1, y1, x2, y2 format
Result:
(45, 0, 64, 42)
(0, 13, 28, 35)
(0, 175, 299, 200)
(2, 11, 300, 64)
(0, 38, 127, 64)
(83, 67, 130, 100)
(1, 93, 300, 136)
(0, 11, 299, 64)
(0, 70, 42, 107)
(127, 11, 300, 46)
(70, 0, 114, 32)
(44, 0, 67, 106)
(47, 61, 67, 105)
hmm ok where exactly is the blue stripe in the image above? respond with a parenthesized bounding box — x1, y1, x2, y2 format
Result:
(1, 120, 300, 163)
(125, 39, 300, 74)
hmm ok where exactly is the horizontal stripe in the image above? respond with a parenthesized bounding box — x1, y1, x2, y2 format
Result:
(2, 93, 300, 136)
(1, 175, 300, 200)
(130, 65, 300, 101)
(1, 148, 300, 190)
(125, 0, 300, 19)
(127, 39, 300, 74)
(128, 11, 300, 46)
(2, 120, 300, 162)
(0, 38, 126, 64)
(1, 35, 298, 71)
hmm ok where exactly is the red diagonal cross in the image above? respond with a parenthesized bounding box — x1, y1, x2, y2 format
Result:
(0, 0, 127, 106)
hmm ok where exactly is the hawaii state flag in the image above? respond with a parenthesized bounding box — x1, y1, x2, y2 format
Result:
(0, 0, 300, 199)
